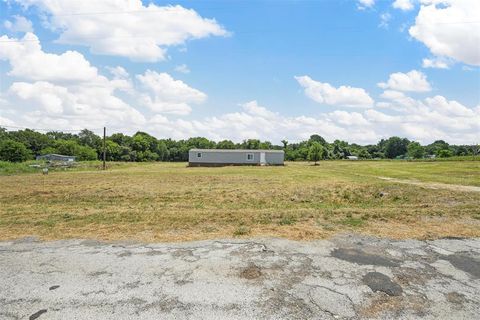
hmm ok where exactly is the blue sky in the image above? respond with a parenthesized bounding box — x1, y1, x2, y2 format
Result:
(0, 0, 479, 144)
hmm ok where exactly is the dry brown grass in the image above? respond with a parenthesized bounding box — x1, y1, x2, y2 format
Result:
(0, 161, 479, 242)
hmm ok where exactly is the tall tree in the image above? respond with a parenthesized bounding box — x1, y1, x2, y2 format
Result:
(216, 140, 235, 149)
(407, 142, 425, 159)
(309, 134, 327, 146)
(242, 139, 261, 149)
(78, 129, 102, 149)
(307, 142, 324, 165)
(384, 137, 409, 159)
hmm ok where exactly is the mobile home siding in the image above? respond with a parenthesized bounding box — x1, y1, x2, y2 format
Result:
(188, 149, 284, 166)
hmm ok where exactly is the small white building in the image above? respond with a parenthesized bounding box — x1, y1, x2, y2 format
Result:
(346, 156, 358, 160)
(189, 149, 284, 167)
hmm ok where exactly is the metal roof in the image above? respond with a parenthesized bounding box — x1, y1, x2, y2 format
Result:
(37, 154, 76, 158)
(190, 149, 284, 153)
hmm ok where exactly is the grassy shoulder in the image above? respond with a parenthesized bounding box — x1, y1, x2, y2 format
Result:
(316, 160, 480, 187)
(0, 161, 479, 242)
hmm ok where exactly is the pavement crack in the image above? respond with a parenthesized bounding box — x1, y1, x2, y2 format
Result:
(28, 309, 47, 320)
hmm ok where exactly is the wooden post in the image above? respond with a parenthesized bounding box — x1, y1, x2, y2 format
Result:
(103, 127, 106, 170)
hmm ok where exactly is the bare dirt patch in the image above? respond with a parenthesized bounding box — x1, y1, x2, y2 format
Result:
(239, 264, 262, 280)
(378, 176, 480, 192)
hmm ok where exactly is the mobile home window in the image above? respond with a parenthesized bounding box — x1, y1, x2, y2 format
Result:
(246, 153, 254, 161)
(197, 152, 202, 158)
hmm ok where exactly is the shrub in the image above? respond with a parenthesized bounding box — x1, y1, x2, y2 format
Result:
(0, 139, 32, 162)
(437, 149, 453, 158)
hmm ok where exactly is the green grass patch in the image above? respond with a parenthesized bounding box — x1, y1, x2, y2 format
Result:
(340, 217, 365, 227)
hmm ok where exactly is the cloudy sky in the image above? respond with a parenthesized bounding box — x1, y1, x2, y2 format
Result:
(0, 0, 479, 144)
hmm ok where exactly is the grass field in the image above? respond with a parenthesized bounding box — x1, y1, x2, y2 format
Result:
(1, 161, 479, 242)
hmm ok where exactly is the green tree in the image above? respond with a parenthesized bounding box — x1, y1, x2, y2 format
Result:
(259, 141, 272, 149)
(307, 142, 324, 165)
(53, 140, 81, 156)
(281, 140, 288, 149)
(473, 144, 480, 159)
(358, 149, 371, 159)
(110, 133, 133, 147)
(131, 133, 151, 153)
(216, 140, 235, 149)
(77, 145, 98, 161)
(156, 141, 169, 161)
(52, 140, 97, 160)
(242, 139, 260, 149)
(437, 149, 453, 158)
(7, 129, 51, 155)
(309, 134, 327, 146)
(186, 137, 216, 149)
(46, 131, 78, 141)
(384, 137, 409, 159)
(78, 129, 102, 149)
(407, 142, 425, 159)
(0, 139, 32, 162)
(332, 140, 351, 159)
(105, 140, 122, 161)
(136, 150, 159, 162)
(426, 140, 449, 155)
(119, 146, 135, 161)
(39, 146, 58, 155)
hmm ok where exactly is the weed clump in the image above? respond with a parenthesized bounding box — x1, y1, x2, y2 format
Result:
(279, 214, 297, 226)
(233, 225, 250, 236)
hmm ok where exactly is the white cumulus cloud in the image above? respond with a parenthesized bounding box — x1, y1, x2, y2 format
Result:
(0, 32, 209, 132)
(136, 70, 207, 115)
(4, 15, 33, 33)
(15, 0, 228, 62)
(378, 70, 431, 92)
(144, 94, 479, 145)
(422, 57, 450, 69)
(0, 33, 99, 82)
(409, 0, 480, 66)
(146, 100, 380, 144)
(393, 0, 415, 11)
(7, 80, 146, 130)
(174, 64, 191, 74)
(357, 0, 376, 9)
(295, 76, 374, 108)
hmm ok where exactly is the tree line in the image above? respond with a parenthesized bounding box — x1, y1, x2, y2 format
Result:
(0, 127, 478, 163)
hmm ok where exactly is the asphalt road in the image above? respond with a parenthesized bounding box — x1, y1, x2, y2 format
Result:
(1, 234, 479, 319)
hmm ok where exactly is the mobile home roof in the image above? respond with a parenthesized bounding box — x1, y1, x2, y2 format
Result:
(190, 149, 284, 153)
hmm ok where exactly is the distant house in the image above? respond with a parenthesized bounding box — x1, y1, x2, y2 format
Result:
(36, 154, 76, 162)
(346, 156, 359, 160)
(188, 149, 284, 167)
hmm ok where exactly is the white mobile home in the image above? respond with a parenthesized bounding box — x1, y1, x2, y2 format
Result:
(189, 149, 284, 167)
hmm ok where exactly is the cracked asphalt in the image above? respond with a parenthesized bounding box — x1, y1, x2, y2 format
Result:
(0, 234, 479, 319)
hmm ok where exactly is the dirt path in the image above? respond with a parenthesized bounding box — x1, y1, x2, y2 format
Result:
(1, 234, 479, 319)
(378, 176, 480, 192)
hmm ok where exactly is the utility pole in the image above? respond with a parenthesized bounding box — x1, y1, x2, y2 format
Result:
(103, 127, 106, 170)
